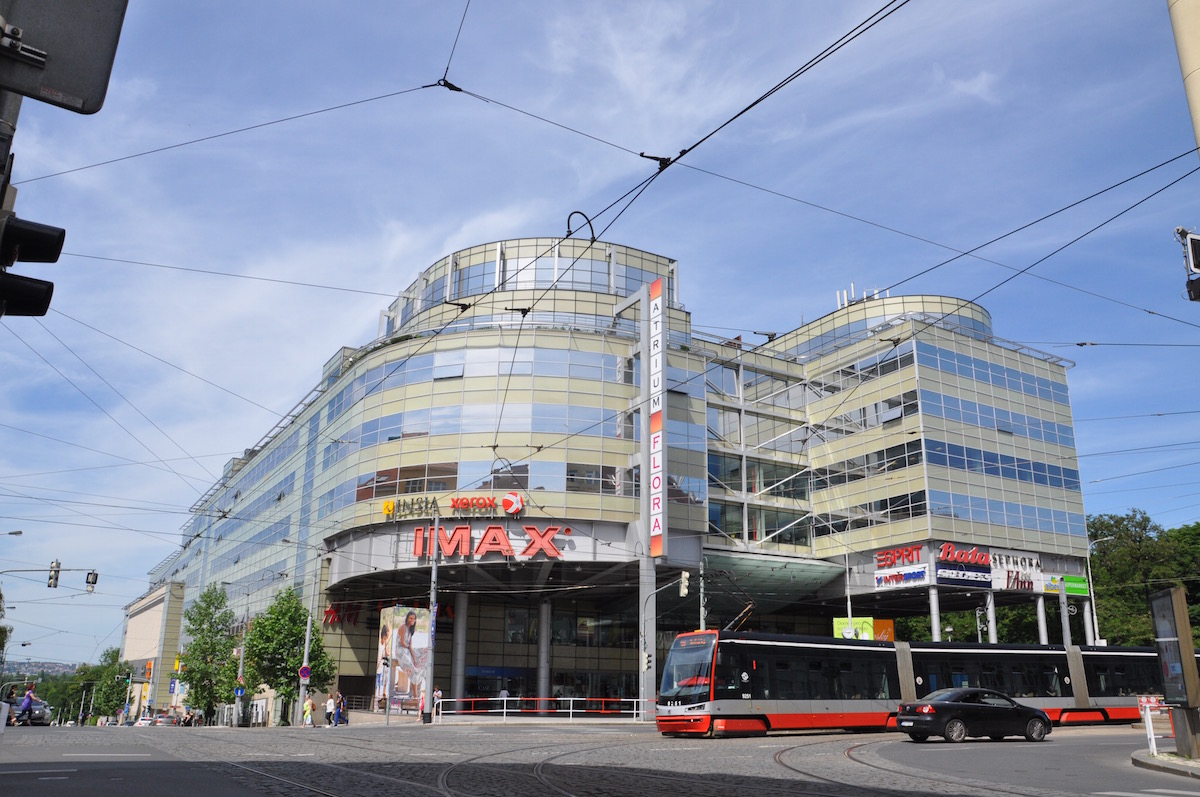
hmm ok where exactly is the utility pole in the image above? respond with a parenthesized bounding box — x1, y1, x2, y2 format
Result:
(422, 511, 440, 725)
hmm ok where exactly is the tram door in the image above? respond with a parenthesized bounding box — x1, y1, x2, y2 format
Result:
(714, 646, 768, 702)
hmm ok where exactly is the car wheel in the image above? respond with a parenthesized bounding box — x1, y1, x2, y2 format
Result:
(1024, 717, 1048, 742)
(907, 733, 929, 743)
(943, 718, 968, 743)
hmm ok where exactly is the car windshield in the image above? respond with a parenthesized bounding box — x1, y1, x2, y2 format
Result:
(659, 634, 716, 701)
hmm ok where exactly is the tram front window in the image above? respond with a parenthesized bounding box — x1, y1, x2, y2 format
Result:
(659, 634, 716, 705)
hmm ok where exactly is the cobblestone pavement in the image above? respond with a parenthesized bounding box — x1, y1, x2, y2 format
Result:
(0, 722, 1130, 797)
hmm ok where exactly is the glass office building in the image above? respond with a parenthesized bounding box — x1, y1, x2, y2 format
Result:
(146, 238, 1091, 708)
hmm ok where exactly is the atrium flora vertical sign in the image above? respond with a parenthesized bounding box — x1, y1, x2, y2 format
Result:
(648, 278, 666, 558)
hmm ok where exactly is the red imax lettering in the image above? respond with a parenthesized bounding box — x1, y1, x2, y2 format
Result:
(520, 526, 563, 558)
(413, 524, 568, 560)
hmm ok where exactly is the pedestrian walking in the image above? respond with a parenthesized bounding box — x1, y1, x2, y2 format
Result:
(432, 685, 443, 717)
(14, 683, 36, 726)
(303, 695, 315, 727)
(333, 691, 345, 726)
(325, 695, 335, 726)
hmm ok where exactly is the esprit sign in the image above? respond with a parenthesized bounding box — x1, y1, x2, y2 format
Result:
(875, 544, 923, 569)
(413, 524, 569, 560)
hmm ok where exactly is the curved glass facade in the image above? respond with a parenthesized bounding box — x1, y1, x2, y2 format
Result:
(152, 241, 1089, 711)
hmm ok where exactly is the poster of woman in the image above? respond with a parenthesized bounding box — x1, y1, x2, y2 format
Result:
(375, 606, 432, 710)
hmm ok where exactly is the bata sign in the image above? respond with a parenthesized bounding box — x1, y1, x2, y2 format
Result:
(936, 542, 991, 566)
(413, 524, 569, 560)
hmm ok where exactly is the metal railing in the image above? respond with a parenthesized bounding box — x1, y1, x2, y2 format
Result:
(431, 696, 653, 722)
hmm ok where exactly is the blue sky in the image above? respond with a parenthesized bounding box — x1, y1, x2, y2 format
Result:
(2, 1, 1199, 668)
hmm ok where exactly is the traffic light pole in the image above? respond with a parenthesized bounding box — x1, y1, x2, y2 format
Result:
(0, 91, 18, 203)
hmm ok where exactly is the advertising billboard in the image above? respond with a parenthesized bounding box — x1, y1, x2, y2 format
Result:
(375, 606, 433, 710)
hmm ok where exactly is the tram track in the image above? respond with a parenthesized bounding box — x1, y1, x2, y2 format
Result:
(154, 726, 660, 797)
(774, 737, 1089, 797)
(86, 723, 1100, 797)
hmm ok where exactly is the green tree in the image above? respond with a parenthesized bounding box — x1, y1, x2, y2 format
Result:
(87, 647, 135, 719)
(179, 583, 237, 723)
(242, 587, 335, 725)
(1087, 509, 1183, 646)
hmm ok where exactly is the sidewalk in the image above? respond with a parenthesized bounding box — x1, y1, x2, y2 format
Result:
(1131, 749, 1200, 780)
(341, 708, 645, 727)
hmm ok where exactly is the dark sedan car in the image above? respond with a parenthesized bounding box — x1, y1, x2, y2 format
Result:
(3, 698, 52, 726)
(897, 687, 1051, 743)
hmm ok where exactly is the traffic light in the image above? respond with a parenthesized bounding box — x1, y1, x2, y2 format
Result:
(0, 213, 65, 317)
(679, 571, 690, 597)
(641, 650, 652, 672)
(1186, 231, 1200, 275)
(47, 559, 60, 588)
(86, 571, 98, 593)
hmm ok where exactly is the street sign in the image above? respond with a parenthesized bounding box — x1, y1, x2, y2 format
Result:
(298, 665, 311, 680)
(300, 676, 310, 686)
(0, 0, 128, 113)
(234, 686, 245, 697)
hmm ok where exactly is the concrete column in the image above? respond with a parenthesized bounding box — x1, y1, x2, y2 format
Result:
(1083, 599, 1096, 646)
(929, 585, 942, 641)
(1058, 582, 1072, 646)
(640, 556, 657, 720)
(537, 599, 552, 713)
(451, 591, 469, 702)
(986, 590, 998, 644)
(1036, 594, 1049, 645)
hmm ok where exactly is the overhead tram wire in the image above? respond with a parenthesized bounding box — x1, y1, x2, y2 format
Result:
(678, 148, 1200, 334)
(0, 422, 231, 482)
(478, 0, 917, 467)
(35, 318, 219, 484)
(59, 254, 399, 299)
(3, 325, 204, 496)
(794, 163, 1200, 468)
(50, 309, 286, 417)
(441, 0, 472, 83)
(12, 1, 1190, 345)
(12, 85, 434, 186)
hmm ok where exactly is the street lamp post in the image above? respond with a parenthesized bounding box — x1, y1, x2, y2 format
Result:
(235, 607, 247, 726)
(1086, 536, 1114, 645)
(421, 511, 439, 725)
(297, 561, 320, 725)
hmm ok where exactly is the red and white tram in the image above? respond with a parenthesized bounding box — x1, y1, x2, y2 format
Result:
(655, 630, 1164, 737)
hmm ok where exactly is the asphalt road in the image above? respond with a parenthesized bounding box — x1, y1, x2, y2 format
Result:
(0, 721, 1195, 797)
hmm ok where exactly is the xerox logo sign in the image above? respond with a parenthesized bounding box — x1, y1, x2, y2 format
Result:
(450, 496, 496, 510)
(502, 492, 524, 515)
